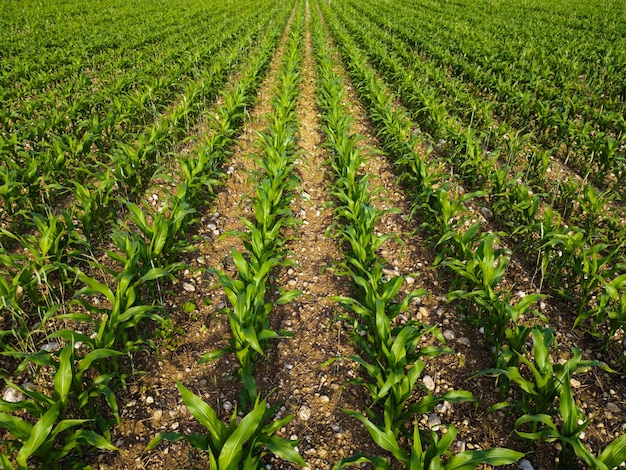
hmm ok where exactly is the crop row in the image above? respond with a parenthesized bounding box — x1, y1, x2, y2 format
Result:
(0, 0, 296, 466)
(320, 0, 626, 364)
(317, 0, 626, 466)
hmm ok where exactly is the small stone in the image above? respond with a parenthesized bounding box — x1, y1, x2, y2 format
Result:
(607, 402, 621, 413)
(436, 401, 450, 413)
(171, 422, 179, 430)
(519, 459, 534, 470)
(423, 375, 436, 391)
(298, 405, 311, 421)
(3, 387, 24, 403)
(570, 378, 581, 388)
(443, 330, 455, 341)
(319, 395, 330, 404)
(226, 166, 234, 175)
(182, 282, 196, 292)
(40, 342, 60, 352)
(455, 440, 466, 452)
(207, 222, 217, 230)
(480, 206, 494, 219)
(427, 413, 441, 429)
(152, 409, 163, 421)
(223, 401, 233, 412)
(405, 276, 415, 285)
(146, 396, 154, 405)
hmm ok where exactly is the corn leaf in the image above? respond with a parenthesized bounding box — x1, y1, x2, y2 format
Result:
(218, 397, 266, 469)
(16, 400, 61, 467)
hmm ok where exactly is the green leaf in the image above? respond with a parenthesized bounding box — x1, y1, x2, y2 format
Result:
(232, 250, 251, 281)
(54, 345, 73, 403)
(265, 435, 306, 466)
(16, 400, 61, 467)
(599, 434, 626, 468)
(198, 349, 227, 364)
(446, 448, 525, 469)
(218, 397, 266, 469)
(0, 452, 12, 470)
(77, 349, 124, 373)
(145, 432, 186, 451)
(332, 453, 391, 470)
(275, 289, 301, 305)
(138, 268, 170, 282)
(344, 410, 407, 461)
(77, 430, 118, 451)
(177, 382, 225, 445)
(0, 413, 32, 441)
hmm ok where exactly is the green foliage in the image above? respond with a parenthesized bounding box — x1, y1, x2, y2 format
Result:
(146, 383, 306, 469)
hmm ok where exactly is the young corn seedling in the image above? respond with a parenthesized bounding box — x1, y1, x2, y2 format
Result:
(446, 234, 545, 367)
(58, 268, 169, 370)
(200, 250, 300, 405)
(515, 379, 626, 470)
(123, 187, 196, 269)
(146, 382, 305, 469)
(71, 168, 118, 243)
(333, 416, 524, 469)
(0, 341, 119, 469)
(477, 328, 604, 417)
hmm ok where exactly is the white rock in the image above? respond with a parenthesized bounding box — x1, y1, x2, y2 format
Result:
(182, 282, 196, 292)
(519, 458, 534, 469)
(298, 405, 311, 421)
(427, 413, 441, 429)
(423, 375, 436, 391)
(146, 396, 154, 405)
(3, 387, 24, 403)
(436, 401, 450, 413)
(457, 337, 471, 346)
(207, 222, 217, 230)
(570, 378, 581, 388)
(443, 330, 455, 341)
(223, 401, 233, 412)
(226, 166, 234, 175)
(152, 409, 163, 421)
(405, 276, 415, 285)
(40, 342, 60, 352)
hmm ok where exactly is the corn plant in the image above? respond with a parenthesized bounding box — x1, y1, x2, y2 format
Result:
(145, 382, 306, 469)
(0, 341, 119, 469)
(446, 235, 545, 367)
(55, 268, 169, 367)
(478, 328, 604, 417)
(515, 381, 626, 469)
(121, 187, 196, 270)
(71, 168, 119, 243)
(200, 251, 299, 405)
(333, 415, 524, 469)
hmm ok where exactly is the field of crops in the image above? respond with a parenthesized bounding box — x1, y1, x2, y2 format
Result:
(1, 0, 626, 468)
